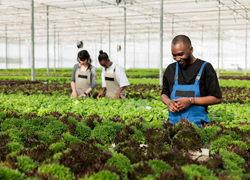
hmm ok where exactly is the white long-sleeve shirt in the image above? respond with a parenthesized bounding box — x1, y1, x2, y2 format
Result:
(101, 63, 130, 88)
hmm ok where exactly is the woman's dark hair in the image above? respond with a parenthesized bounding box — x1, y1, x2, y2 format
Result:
(77, 50, 92, 63)
(98, 50, 109, 62)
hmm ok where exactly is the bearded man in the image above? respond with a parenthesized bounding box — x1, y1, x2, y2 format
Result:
(161, 35, 222, 127)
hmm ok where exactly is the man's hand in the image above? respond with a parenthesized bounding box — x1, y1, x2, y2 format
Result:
(114, 93, 120, 100)
(71, 92, 77, 98)
(97, 92, 104, 100)
(167, 100, 180, 113)
(173, 97, 191, 111)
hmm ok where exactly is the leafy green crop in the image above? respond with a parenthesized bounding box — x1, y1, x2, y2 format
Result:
(83, 170, 120, 180)
(38, 163, 75, 180)
(148, 159, 172, 178)
(220, 150, 245, 178)
(106, 152, 131, 173)
(0, 111, 7, 122)
(7, 141, 23, 153)
(91, 125, 117, 144)
(2, 128, 27, 143)
(0, 166, 25, 180)
(49, 141, 66, 152)
(1, 118, 24, 131)
(130, 126, 145, 144)
(16, 155, 39, 173)
(195, 125, 221, 146)
(209, 135, 234, 154)
(43, 121, 67, 138)
(75, 122, 92, 141)
(181, 164, 217, 180)
(62, 132, 81, 144)
(22, 117, 46, 134)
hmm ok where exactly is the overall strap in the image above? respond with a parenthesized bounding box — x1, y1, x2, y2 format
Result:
(174, 62, 179, 85)
(195, 61, 207, 85)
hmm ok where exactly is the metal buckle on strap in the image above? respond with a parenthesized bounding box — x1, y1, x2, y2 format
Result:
(175, 76, 178, 81)
(196, 75, 201, 80)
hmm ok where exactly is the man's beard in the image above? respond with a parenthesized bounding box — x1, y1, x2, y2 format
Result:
(179, 57, 191, 70)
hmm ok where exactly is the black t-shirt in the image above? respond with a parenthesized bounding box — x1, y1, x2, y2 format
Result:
(161, 59, 222, 112)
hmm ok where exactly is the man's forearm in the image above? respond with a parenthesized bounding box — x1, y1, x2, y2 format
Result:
(192, 96, 222, 106)
(161, 94, 171, 106)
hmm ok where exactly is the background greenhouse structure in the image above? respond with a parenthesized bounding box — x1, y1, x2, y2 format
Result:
(0, 0, 249, 84)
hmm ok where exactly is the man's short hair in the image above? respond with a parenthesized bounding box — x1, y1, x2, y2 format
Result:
(172, 35, 192, 47)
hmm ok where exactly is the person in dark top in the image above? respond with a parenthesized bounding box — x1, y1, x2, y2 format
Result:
(161, 35, 222, 127)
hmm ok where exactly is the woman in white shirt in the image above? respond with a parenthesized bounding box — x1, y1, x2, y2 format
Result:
(97, 50, 130, 100)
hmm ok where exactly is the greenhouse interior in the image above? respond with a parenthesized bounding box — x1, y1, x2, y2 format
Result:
(0, 0, 250, 180)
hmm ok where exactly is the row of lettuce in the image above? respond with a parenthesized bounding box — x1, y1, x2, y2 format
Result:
(0, 76, 250, 87)
(1, 81, 249, 103)
(0, 93, 250, 126)
(0, 109, 250, 180)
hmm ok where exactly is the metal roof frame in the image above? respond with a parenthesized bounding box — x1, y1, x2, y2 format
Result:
(0, 0, 249, 43)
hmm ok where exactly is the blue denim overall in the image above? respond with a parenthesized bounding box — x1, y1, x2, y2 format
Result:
(168, 61, 210, 127)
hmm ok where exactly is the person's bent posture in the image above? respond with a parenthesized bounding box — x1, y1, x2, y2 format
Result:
(161, 35, 222, 127)
(97, 50, 130, 100)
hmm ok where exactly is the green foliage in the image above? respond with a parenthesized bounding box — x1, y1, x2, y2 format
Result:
(74, 122, 92, 141)
(139, 159, 172, 179)
(53, 152, 62, 162)
(147, 159, 171, 174)
(49, 141, 66, 152)
(37, 131, 54, 143)
(43, 115, 57, 123)
(7, 141, 23, 152)
(22, 117, 46, 134)
(0, 166, 25, 180)
(106, 152, 131, 173)
(62, 132, 81, 144)
(103, 121, 126, 133)
(195, 125, 221, 146)
(67, 116, 78, 124)
(148, 120, 164, 129)
(3, 128, 27, 142)
(129, 121, 150, 132)
(53, 148, 71, 162)
(239, 125, 250, 133)
(43, 121, 67, 138)
(230, 140, 249, 150)
(220, 150, 245, 177)
(129, 161, 156, 179)
(130, 126, 145, 144)
(19, 115, 30, 121)
(38, 163, 75, 180)
(0, 94, 169, 122)
(25, 177, 42, 180)
(0, 111, 7, 122)
(209, 135, 234, 154)
(85, 170, 120, 180)
(181, 164, 217, 180)
(225, 129, 240, 140)
(16, 155, 39, 173)
(91, 125, 117, 144)
(1, 118, 24, 131)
